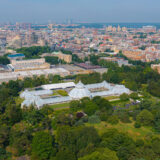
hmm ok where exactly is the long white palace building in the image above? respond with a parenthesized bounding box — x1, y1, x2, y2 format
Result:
(20, 81, 130, 109)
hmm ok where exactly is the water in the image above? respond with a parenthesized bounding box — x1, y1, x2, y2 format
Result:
(31, 23, 160, 30)
(76, 23, 160, 29)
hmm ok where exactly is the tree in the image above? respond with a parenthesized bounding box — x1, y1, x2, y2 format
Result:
(118, 111, 131, 123)
(0, 126, 10, 148)
(89, 55, 99, 65)
(154, 120, 160, 133)
(5, 102, 22, 126)
(55, 112, 75, 126)
(55, 148, 76, 160)
(77, 143, 95, 158)
(7, 80, 22, 96)
(72, 54, 82, 63)
(78, 148, 119, 160)
(31, 131, 55, 160)
(130, 93, 139, 100)
(69, 100, 80, 112)
(139, 46, 147, 50)
(0, 148, 11, 160)
(136, 110, 154, 126)
(23, 108, 45, 125)
(139, 100, 152, 110)
(117, 145, 136, 160)
(134, 122, 141, 128)
(16, 46, 51, 58)
(101, 129, 135, 152)
(133, 146, 156, 160)
(56, 126, 100, 157)
(107, 115, 119, 125)
(83, 101, 98, 116)
(9, 122, 32, 156)
(125, 81, 138, 91)
(154, 111, 160, 132)
(49, 75, 61, 83)
(120, 93, 129, 101)
(147, 81, 160, 97)
(151, 138, 160, 155)
(75, 73, 101, 84)
(0, 56, 10, 65)
(45, 56, 59, 65)
(88, 115, 101, 124)
(98, 110, 109, 121)
(92, 97, 113, 115)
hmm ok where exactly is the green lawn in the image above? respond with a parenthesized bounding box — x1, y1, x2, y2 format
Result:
(86, 121, 159, 140)
(105, 96, 120, 101)
(52, 92, 59, 96)
(110, 100, 130, 106)
(50, 102, 70, 110)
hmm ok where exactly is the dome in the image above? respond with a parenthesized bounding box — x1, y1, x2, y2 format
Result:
(76, 81, 85, 89)
(101, 81, 112, 89)
(69, 81, 91, 99)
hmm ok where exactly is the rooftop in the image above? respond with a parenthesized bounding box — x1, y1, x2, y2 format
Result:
(21, 81, 131, 109)
(8, 53, 25, 58)
(75, 63, 101, 70)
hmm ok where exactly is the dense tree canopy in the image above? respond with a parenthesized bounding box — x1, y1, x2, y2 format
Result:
(16, 46, 51, 58)
(31, 131, 56, 160)
(78, 148, 119, 160)
(0, 54, 160, 160)
(0, 56, 10, 65)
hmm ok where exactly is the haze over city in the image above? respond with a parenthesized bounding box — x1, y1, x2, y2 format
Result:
(0, 0, 160, 23)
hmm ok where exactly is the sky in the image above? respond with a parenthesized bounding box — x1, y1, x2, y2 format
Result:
(0, 0, 160, 23)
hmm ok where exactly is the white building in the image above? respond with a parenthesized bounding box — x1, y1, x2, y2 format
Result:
(69, 81, 91, 99)
(20, 81, 130, 109)
(42, 82, 75, 90)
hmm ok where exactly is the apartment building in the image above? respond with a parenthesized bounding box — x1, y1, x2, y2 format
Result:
(122, 49, 146, 61)
(151, 64, 160, 74)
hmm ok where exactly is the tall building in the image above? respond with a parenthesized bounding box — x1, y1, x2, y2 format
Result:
(112, 27, 117, 32)
(8, 35, 22, 49)
(52, 51, 72, 63)
(48, 24, 53, 30)
(117, 25, 121, 32)
(106, 26, 113, 32)
(122, 27, 127, 32)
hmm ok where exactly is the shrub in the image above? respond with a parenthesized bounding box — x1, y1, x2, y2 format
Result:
(88, 115, 101, 124)
(99, 111, 109, 121)
(75, 119, 84, 126)
(135, 139, 144, 147)
(76, 112, 85, 119)
(108, 115, 119, 125)
(136, 109, 154, 126)
(70, 100, 80, 112)
(83, 102, 98, 116)
(120, 93, 129, 101)
(130, 92, 139, 100)
(119, 113, 131, 123)
(134, 122, 141, 128)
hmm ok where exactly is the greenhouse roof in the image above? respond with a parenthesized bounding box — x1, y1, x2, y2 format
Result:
(42, 82, 75, 90)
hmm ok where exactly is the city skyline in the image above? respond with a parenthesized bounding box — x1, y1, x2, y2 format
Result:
(0, 0, 160, 23)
